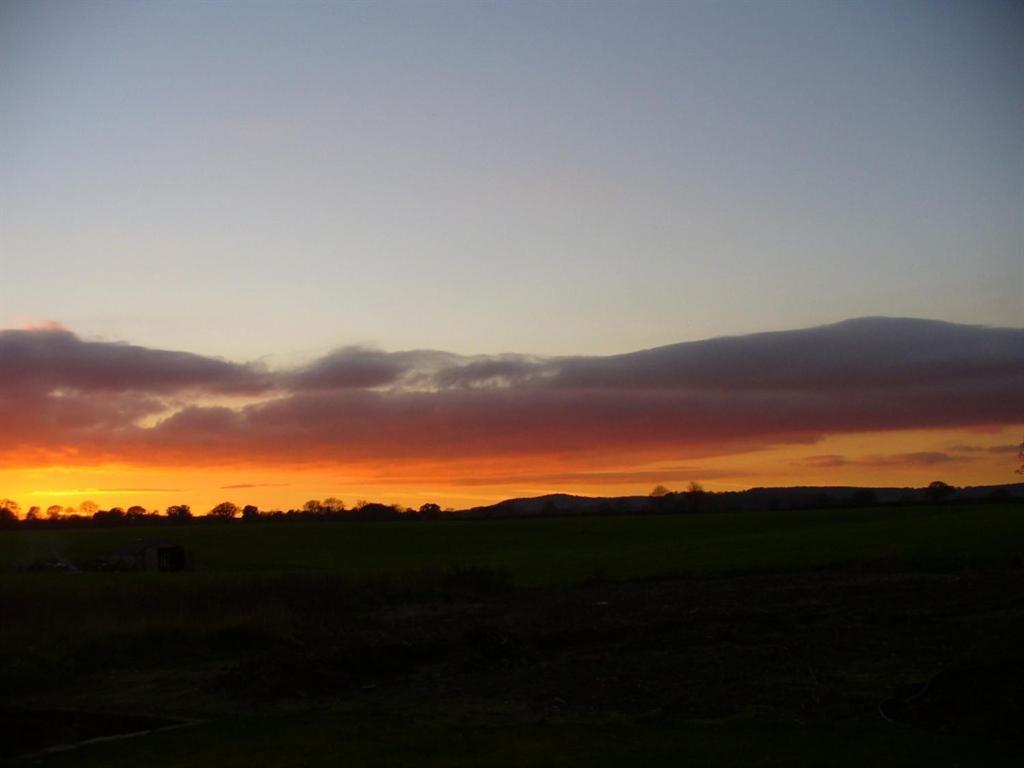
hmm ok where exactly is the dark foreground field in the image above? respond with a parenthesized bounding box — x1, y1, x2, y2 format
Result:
(2, 504, 1022, 766)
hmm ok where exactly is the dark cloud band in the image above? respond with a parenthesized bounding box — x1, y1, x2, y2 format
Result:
(2, 317, 1021, 467)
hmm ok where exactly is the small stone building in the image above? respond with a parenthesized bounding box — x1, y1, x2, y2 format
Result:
(115, 539, 191, 572)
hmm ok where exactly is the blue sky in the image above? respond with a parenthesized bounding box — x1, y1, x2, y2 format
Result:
(2, 0, 1021, 361)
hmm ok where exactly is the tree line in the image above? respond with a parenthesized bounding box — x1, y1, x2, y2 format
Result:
(0, 478, 1018, 530)
(0, 497, 452, 528)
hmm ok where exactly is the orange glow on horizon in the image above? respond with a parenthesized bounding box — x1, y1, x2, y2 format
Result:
(3, 425, 1021, 516)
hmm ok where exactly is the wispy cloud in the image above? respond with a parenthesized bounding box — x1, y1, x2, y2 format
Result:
(219, 482, 291, 489)
(30, 487, 183, 496)
(797, 451, 971, 469)
(947, 443, 1020, 455)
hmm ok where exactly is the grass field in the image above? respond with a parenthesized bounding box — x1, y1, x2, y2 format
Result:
(2, 504, 1022, 766)
(2, 503, 1021, 583)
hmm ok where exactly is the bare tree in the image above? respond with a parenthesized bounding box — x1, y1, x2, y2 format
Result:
(209, 501, 240, 519)
(322, 497, 345, 513)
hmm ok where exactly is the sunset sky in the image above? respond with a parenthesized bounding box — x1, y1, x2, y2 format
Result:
(1, 1, 1021, 513)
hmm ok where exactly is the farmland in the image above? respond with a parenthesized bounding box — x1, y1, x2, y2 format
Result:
(2, 503, 1021, 582)
(2, 503, 1022, 766)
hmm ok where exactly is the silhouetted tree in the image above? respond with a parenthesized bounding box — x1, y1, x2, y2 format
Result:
(241, 504, 260, 521)
(209, 501, 239, 519)
(419, 502, 442, 519)
(79, 500, 98, 517)
(322, 497, 345, 513)
(684, 481, 707, 512)
(46, 504, 62, 520)
(166, 504, 193, 522)
(303, 499, 323, 515)
(650, 485, 671, 497)
(354, 502, 401, 521)
(26, 506, 41, 521)
(927, 480, 956, 504)
(93, 507, 125, 525)
(126, 505, 147, 520)
(0, 499, 20, 527)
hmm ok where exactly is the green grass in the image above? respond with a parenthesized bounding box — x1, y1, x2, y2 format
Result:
(2, 504, 1021, 585)
(29, 711, 1024, 768)
(4, 503, 1019, 683)
(4, 504, 1023, 767)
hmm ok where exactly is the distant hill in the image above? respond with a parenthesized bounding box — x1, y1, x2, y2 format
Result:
(456, 483, 1024, 518)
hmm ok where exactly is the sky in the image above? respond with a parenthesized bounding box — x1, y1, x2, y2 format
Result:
(1, 1, 1022, 513)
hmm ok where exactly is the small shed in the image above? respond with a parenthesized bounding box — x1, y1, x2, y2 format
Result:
(115, 539, 191, 572)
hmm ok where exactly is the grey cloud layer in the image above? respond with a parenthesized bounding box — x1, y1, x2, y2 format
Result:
(272, 317, 1024, 393)
(2, 318, 1021, 465)
(0, 328, 269, 394)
